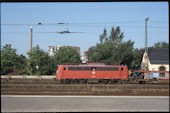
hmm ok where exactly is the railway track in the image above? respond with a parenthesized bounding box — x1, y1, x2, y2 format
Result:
(1, 78, 169, 96)
(1, 78, 169, 85)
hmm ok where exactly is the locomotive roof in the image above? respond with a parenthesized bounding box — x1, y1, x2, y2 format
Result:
(58, 64, 127, 67)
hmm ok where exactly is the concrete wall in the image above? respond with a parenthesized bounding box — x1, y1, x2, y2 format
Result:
(1, 75, 56, 79)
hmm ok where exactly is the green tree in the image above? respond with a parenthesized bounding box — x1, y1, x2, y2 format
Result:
(152, 41, 169, 48)
(116, 40, 134, 67)
(27, 45, 54, 75)
(86, 26, 134, 68)
(1, 44, 27, 75)
(99, 28, 107, 44)
(15, 54, 27, 74)
(54, 46, 81, 65)
(1, 44, 17, 74)
(85, 46, 96, 62)
(130, 48, 144, 70)
(108, 26, 124, 45)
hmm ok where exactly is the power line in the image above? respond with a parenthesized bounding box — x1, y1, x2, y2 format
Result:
(1, 21, 168, 28)
(1, 24, 167, 28)
(2, 31, 168, 34)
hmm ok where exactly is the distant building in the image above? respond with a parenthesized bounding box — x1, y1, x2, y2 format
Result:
(141, 48, 169, 79)
(48, 46, 56, 56)
(80, 50, 88, 64)
(48, 45, 80, 56)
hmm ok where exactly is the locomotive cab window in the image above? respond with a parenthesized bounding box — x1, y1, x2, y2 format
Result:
(63, 67, 66, 70)
(121, 68, 123, 71)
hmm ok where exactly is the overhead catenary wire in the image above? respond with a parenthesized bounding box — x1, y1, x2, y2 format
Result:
(1, 21, 168, 28)
(2, 31, 168, 35)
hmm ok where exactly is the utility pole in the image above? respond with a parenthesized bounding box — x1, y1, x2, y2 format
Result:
(145, 17, 149, 55)
(145, 17, 149, 71)
(30, 26, 33, 51)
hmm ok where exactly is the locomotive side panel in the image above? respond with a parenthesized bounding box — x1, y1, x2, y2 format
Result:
(62, 66, 92, 79)
(63, 66, 120, 79)
(57, 66, 64, 80)
(119, 66, 129, 80)
(57, 65, 129, 81)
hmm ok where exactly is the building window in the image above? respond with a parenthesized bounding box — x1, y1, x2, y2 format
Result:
(159, 66, 165, 77)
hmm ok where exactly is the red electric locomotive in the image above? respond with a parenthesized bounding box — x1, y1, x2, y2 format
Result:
(57, 64, 129, 83)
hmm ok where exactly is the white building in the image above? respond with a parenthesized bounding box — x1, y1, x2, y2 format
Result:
(48, 46, 58, 56)
(141, 48, 169, 79)
(80, 50, 88, 64)
(48, 45, 79, 56)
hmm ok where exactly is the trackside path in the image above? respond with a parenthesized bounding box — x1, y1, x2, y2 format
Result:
(1, 95, 169, 112)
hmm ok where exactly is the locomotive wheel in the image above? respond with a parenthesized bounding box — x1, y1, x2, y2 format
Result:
(79, 79, 85, 84)
(110, 80, 118, 84)
(61, 79, 66, 83)
(66, 79, 71, 84)
(102, 79, 109, 84)
(118, 80, 124, 84)
(61, 79, 70, 84)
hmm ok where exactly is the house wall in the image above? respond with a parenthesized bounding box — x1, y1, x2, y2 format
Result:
(141, 51, 169, 79)
(141, 51, 149, 70)
(148, 61, 169, 79)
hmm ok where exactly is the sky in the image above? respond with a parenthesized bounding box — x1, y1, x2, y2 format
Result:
(1, 2, 169, 56)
